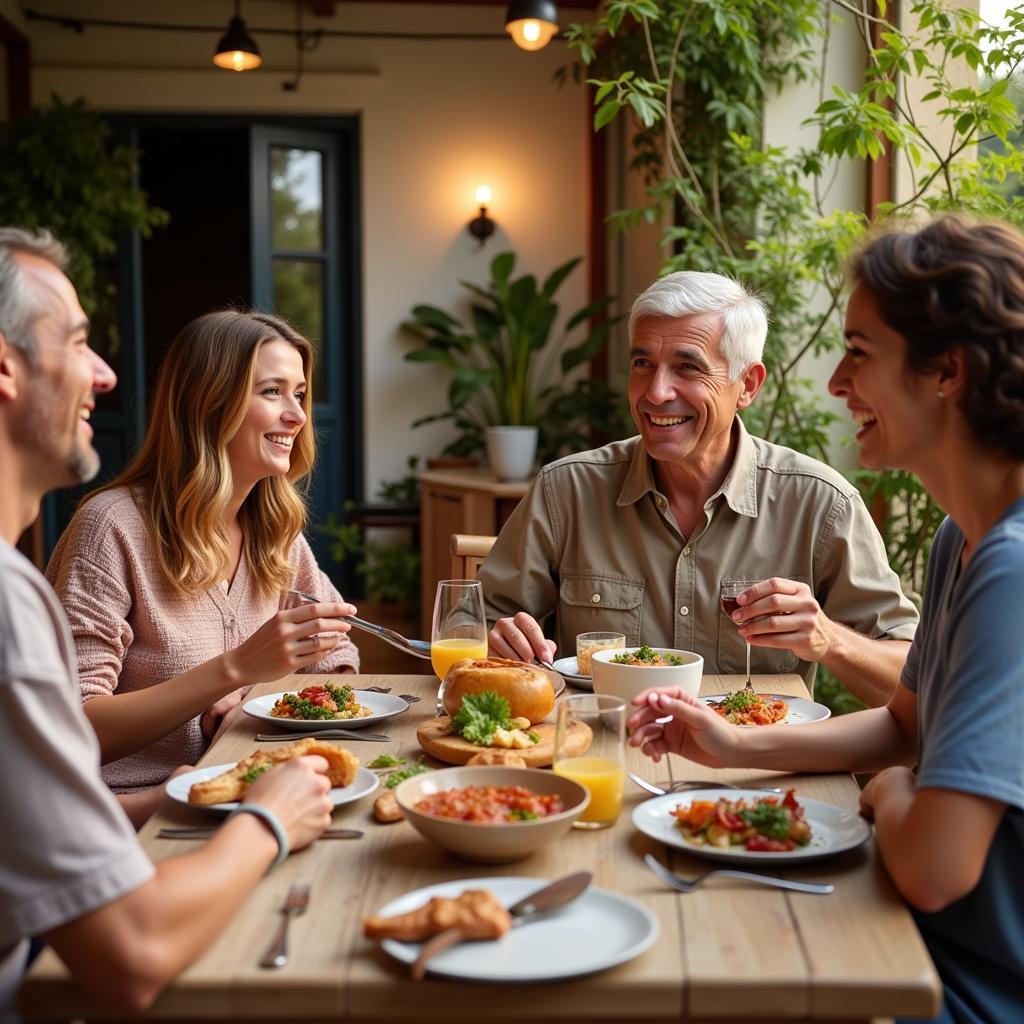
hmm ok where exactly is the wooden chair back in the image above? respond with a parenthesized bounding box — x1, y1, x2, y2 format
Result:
(449, 533, 496, 580)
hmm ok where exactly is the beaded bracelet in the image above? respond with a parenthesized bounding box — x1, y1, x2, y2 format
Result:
(227, 803, 290, 871)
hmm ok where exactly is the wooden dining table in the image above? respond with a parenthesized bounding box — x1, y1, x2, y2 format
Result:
(19, 672, 941, 1023)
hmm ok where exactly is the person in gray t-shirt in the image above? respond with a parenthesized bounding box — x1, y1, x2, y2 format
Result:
(628, 215, 1024, 1024)
(0, 228, 334, 1015)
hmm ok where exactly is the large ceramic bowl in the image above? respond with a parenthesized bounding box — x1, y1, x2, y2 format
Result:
(590, 647, 703, 703)
(394, 765, 590, 863)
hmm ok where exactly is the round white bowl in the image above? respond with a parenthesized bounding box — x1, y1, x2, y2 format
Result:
(590, 647, 703, 704)
(394, 765, 590, 863)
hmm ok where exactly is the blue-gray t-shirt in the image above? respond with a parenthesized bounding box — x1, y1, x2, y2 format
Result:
(901, 501, 1024, 1023)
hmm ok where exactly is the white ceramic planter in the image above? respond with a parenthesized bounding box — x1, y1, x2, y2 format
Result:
(485, 425, 538, 481)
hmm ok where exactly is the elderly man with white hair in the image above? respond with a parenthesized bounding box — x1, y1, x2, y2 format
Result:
(479, 271, 918, 705)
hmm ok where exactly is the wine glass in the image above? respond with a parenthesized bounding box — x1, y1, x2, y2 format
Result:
(430, 580, 488, 686)
(553, 694, 627, 830)
(720, 581, 753, 691)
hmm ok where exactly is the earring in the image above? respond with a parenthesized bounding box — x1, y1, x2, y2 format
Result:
(936, 388, 944, 398)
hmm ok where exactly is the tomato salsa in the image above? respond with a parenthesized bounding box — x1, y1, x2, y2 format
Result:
(415, 784, 564, 823)
(672, 789, 812, 852)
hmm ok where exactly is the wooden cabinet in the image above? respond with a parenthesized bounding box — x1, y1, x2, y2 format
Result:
(417, 467, 531, 636)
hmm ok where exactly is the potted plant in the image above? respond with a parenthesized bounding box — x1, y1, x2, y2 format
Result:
(404, 252, 625, 479)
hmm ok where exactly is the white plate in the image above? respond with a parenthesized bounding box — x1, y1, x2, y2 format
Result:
(375, 876, 659, 982)
(701, 693, 831, 726)
(632, 789, 870, 865)
(243, 689, 409, 730)
(166, 763, 379, 815)
(551, 656, 593, 690)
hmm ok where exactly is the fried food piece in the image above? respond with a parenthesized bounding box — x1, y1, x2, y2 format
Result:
(188, 740, 358, 805)
(373, 790, 404, 824)
(466, 748, 527, 768)
(363, 889, 511, 941)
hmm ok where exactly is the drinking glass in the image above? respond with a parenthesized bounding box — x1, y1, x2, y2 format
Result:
(430, 580, 488, 683)
(575, 631, 626, 675)
(720, 581, 752, 690)
(553, 693, 627, 830)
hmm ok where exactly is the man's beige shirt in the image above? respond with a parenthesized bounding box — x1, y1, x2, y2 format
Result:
(478, 420, 918, 689)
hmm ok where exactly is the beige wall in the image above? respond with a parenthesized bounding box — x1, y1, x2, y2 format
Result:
(24, 1, 592, 496)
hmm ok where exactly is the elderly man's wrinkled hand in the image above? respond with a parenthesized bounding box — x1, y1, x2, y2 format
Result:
(730, 577, 835, 663)
(488, 611, 556, 664)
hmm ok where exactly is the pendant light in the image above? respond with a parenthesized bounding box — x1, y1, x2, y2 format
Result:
(504, 0, 559, 52)
(213, 0, 262, 72)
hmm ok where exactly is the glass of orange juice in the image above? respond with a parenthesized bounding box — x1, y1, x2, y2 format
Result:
(430, 580, 488, 685)
(553, 694, 626, 829)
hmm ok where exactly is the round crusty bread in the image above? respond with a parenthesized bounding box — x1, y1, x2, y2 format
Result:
(442, 657, 554, 725)
(188, 740, 358, 805)
(466, 748, 528, 768)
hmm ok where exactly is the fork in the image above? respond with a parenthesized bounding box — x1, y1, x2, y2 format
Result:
(644, 853, 833, 895)
(628, 772, 782, 797)
(260, 884, 311, 968)
(255, 729, 390, 742)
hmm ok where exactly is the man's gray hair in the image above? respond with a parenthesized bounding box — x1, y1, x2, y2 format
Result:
(629, 271, 768, 381)
(0, 227, 69, 366)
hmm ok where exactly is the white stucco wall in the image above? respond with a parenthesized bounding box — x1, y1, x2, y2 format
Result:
(23, 0, 592, 496)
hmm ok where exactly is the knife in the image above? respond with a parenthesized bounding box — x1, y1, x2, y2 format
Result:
(158, 826, 365, 840)
(410, 871, 592, 981)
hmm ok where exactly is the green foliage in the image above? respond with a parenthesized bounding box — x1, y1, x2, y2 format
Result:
(316, 459, 422, 613)
(452, 691, 513, 745)
(0, 96, 167, 350)
(567, 0, 1024, 711)
(404, 252, 629, 464)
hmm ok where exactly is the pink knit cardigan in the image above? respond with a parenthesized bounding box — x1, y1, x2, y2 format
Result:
(46, 487, 359, 792)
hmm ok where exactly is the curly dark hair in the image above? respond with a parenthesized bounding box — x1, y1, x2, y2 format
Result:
(850, 214, 1024, 461)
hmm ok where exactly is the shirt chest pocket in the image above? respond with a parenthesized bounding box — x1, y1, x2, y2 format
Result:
(716, 576, 807, 676)
(559, 573, 645, 645)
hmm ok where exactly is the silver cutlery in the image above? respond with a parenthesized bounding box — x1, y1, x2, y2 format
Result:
(363, 685, 392, 693)
(287, 590, 432, 660)
(628, 772, 781, 797)
(644, 853, 833, 895)
(158, 827, 364, 840)
(536, 659, 591, 686)
(396, 693, 421, 704)
(255, 729, 390, 742)
(410, 871, 592, 981)
(260, 883, 312, 968)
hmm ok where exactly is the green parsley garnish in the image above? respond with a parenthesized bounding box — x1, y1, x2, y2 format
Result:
(508, 808, 539, 821)
(367, 754, 407, 769)
(452, 691, 512, 746)
(243, 763, 271, 784)
(611, 644, 683, 666)
(527, 730, 541, 743)
(720, 690, 762, 712)
(739, 802, 793, 841)
(383, 759, 430, 788)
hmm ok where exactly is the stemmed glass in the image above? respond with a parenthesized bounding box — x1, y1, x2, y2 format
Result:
(430, 580, 488, 686)
(720, 581, 753, 691)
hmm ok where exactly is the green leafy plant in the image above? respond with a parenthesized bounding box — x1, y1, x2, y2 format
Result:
(316, 459, 422, 614)
(0, 95, 167, 350)
(404, 252, 628, 464)
(565, 0, 1024, 712)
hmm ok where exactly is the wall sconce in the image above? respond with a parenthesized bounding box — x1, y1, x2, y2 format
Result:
(504, 0, 560, 52)
(213, 0, 262, 71)
(468, 185, 496, 246)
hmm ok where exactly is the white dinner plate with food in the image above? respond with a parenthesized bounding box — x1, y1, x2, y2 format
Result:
(373, 876, 658, 982)
(166, 763, 379, 815)
(243, 689, 409, 730)
(632, 789, 871, 865)
(550, 657, 593, 690)
(701, 693, 831, 726)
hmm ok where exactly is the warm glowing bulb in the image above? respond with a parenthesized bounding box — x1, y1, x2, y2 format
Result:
(506, 17, 558, 51)
(231, 51, 245, 70)
(475, 185, 493, 204)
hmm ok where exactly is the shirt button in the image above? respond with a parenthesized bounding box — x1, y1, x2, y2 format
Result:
(591, 593, 602, 604)
(656, 496, 666, 508)
(683, 547, 691, 556)
(679, 606, 689, 616)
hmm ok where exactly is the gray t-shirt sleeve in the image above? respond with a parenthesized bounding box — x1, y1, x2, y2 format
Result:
(0, 546, 155, 952)
(912, 518, 1024, 811)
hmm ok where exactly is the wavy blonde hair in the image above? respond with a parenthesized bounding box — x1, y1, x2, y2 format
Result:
(93, 310, 316, 596)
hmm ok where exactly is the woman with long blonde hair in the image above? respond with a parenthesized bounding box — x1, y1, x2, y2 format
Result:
(47, 310, 358, 805)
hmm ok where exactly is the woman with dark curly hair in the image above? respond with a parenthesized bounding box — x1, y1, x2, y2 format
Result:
(628, 214, 1024, 1024)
